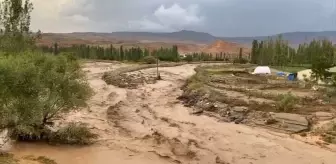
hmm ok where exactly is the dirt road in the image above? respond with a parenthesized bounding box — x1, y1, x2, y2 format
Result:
(11, 62, 336, 164)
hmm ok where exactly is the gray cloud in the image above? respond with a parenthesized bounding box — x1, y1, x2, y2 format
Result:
(30, 0, 336, 37)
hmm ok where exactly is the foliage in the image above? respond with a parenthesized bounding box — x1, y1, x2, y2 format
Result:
(0, 52, 92, 139)
(143, 55, 157, 64)
(250, 35, 296, 66)
(250, 40, 259, 64)
(40, 44, 180, 62)
(275, 92, 298, 112)
(48, 122, 98, 145)
(0, 0, 97, 146)
(251, 36, 336, 85)
(309, 40, 334, 82)
(0, 0, 40, 52)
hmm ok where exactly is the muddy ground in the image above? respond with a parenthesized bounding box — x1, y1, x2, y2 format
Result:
(7, 62, 336, 164)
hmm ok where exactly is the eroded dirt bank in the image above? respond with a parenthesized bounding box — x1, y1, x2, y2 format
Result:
(10, 62, 336, 164)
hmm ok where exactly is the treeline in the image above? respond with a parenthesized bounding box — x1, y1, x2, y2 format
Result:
(250, 35, 296, 66)
(250, 35, 336, 81)
(40, 44, 180, 62)
(185, 52, 230, 62)
(40, 43, 247, 63)
(250, 35, 335, 67)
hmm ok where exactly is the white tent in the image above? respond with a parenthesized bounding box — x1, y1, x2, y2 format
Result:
(252, 66, 271, 74)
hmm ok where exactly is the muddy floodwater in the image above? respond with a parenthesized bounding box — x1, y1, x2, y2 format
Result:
(9, 62, 336, 164)
(11, 143, 172, 164)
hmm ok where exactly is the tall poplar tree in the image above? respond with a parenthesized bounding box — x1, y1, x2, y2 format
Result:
(0, 0, 36, 52)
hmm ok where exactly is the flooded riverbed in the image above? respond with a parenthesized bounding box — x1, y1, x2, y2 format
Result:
(7, 62, 336, 164)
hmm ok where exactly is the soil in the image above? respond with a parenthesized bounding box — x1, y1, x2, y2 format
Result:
(7, 62, 336, 164)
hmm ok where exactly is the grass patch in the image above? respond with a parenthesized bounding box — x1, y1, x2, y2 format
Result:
(275, 92, 299, 112)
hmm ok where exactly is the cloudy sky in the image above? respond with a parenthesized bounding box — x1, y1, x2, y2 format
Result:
(30, 0, 336, 37)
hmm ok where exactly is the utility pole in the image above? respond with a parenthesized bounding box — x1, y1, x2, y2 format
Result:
(156, 55, 161, 80)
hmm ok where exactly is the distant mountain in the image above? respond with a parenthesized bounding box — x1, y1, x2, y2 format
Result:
(222, 31, 336, 46)
(42, 30, 336, 48)
(108, 30, 336, 46)
(108, 30, 216, 43)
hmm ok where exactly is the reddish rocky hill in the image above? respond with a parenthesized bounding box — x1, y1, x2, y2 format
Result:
(202, 40, 250, 56)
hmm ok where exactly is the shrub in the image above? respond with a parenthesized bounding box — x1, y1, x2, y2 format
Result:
(275, 92, 298, 112)
(0, 52, 92, 140)
(48, 122, 98, 145)
(143, 56, 157, 64)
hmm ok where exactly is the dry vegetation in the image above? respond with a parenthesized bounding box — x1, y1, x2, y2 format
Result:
(179, 64, 336, 139)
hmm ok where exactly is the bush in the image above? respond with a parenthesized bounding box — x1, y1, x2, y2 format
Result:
(48, 123, 98, 145)
(276, 92, 298, 112)
(143, 56, 157, 64)
(0, 52, 92, 140)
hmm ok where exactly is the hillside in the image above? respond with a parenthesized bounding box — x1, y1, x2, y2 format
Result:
(202, 40, 250, 56)
(40, 30, 336, 47)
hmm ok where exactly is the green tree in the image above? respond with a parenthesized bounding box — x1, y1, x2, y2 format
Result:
(119, 46, 124, 61)
(0, 0, 36, 52)
(310, 39, 334, 82)
(172, 45, 179, 61)
(53, 42, 59, 55)
(251, 40, 259, 64)
(239, 47, 243, 60)
(0, 53, 92, 138)
(0, 0, 94, 144)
